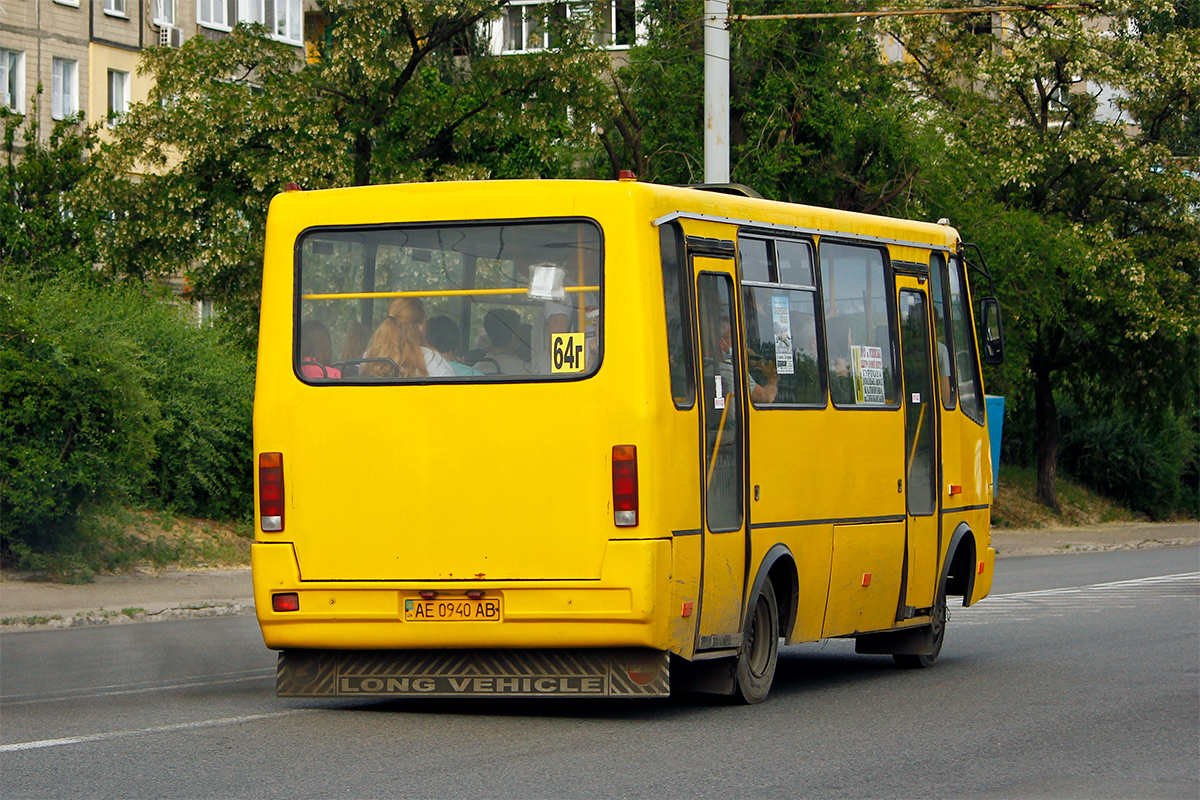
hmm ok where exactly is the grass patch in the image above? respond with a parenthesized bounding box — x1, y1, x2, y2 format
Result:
(0, 614, 64, 626)
(992, 464, 1143, 528)
(7, 505, 252, 583)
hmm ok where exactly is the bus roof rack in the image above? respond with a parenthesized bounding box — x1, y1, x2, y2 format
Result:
(682, 183, 763, 199)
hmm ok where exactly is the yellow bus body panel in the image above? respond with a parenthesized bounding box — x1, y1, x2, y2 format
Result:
(254, 179, 994, 660)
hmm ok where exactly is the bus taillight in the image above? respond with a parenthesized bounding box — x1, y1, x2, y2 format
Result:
(612, 445, 638, 527)
(259, 452, 284, 532)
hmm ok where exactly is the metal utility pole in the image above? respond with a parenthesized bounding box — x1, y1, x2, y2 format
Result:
(703, 0, 730, 184)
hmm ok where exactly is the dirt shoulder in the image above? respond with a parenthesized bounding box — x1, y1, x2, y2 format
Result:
(2, 521, 1197, 630)
(0, 567, 253, 629)
(991, 521, 1199, 557)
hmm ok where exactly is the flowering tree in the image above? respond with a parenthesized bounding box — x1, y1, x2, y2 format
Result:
(883, 0, 1199, 508)
(92, 1, 611, 347)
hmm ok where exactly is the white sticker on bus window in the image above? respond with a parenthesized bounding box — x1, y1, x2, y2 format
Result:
(551, 332, 586, 373)
(771, 296, 794, 375)
(852, 345, 886, 404)
(912, 392, 921, 403)
(714, 374, 725, 409)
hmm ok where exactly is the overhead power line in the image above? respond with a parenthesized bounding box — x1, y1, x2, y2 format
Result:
(731, 4, 1098, 22)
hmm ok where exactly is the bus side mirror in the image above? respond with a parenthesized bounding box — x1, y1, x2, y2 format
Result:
(980, 296, 1004, 365)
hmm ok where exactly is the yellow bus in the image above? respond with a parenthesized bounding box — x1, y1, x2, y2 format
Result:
(252, 177, 1004, 703)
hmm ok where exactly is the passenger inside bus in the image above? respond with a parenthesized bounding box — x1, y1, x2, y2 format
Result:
(426, 315, 483, 377)
(360, 297, 454, 378)
(529, 260, 600, 375)
(339, 320, 371, 377)
(300, 319, 342, 379)
(719, 319, 778, 404)
(480, 309, 529, 375)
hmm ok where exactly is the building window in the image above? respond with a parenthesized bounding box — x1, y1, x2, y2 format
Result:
(273, 0, 301, 44)
(238, 0, 264, 25)
(154, 0, 176, 27)
(595, 0, 637, 48)
(504, 2, 565, 52)
(501, 1, 639, 53)
(104, 0, 128, 16)
(108, 69, 130, 127)
(51, 58, 78, 120)
(1, 50, 25, 114)
(199, 0, 230, 30)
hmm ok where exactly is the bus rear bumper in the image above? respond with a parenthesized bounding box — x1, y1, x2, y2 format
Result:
(252, 539, 672, 651)
(275, 647, 670, 698)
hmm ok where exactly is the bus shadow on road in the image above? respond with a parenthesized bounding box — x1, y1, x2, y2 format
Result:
(769, 642, 909, 695)
(297, 641, 923, 720)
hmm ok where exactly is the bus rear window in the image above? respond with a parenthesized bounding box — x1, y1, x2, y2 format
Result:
(296, 221, 603, 382)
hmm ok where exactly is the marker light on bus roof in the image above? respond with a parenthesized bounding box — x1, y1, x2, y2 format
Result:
(259, 452, 284, 532)
(612, 445, 639, 527)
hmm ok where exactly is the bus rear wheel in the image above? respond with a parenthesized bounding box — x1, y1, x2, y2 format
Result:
(734, 577, 780, 704)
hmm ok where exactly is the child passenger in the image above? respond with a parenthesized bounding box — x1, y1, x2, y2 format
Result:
(425, 315, 483, 377)
(300, 319, 342, 379)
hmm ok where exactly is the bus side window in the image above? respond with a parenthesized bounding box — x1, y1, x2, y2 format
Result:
(738, 236, 822, 407)
(738, 237, 772, 283)
(660, 223, 695, 408)
(820, 242, 898, 408)
(948, 257, 985, 423)
(929, 252, 956, 409)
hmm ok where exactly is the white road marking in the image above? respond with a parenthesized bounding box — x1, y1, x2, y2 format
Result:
(0, 668, 275, 706)
(954, 572, 1199, 626)
(0, 709, 315, 753)
(4, 574, 1195, 752)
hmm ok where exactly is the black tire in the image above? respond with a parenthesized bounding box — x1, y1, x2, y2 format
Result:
(733, 576, 780, 704)
(894, 581, 946, 669)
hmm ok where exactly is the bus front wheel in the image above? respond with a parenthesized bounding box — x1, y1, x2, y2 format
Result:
(734, 577, 780, 704)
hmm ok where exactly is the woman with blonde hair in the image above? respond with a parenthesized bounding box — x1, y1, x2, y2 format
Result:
(360, 297, 454, 378)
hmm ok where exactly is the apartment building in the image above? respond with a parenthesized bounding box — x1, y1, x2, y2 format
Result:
(3, 2, 644, 146)
(1, 0, 311, 141)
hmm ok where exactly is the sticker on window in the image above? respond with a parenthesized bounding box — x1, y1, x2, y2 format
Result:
(771, 296, 794, 375)
(551, 332, 586, 373)
(853, 345, 886, 404)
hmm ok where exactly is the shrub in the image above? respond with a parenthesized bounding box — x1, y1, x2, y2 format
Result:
(1059, 404, 1198, 520)
(127, 294, 255, 520)
(0, 276, 158, 561)
(0, 271, 254, 567)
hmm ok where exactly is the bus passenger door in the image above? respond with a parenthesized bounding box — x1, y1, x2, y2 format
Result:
(693, 265, 748, 650)
(896, 280, 939, 612)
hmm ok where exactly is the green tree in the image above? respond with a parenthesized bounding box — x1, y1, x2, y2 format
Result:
(92, 1, 612, 349)
(884, 0, 1200, 509)
(598, 0, 928, 215)
(1, 103, 104, 284)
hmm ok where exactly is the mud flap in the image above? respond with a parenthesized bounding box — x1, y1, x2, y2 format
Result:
(276, 648, 670, 698)
(854, 625, 935, 656)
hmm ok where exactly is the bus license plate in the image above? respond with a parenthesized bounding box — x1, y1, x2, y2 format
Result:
(404, 597, 502, 622)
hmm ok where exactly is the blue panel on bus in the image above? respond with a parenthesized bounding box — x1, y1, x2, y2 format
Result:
(985, 395, 1005, 482)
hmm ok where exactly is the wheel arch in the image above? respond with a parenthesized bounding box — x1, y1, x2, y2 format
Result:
(745, 544, 799, 643)
(943, 522, 978, 607)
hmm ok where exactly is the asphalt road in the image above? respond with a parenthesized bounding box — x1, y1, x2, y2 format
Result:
(2, 547, 1197, 800)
